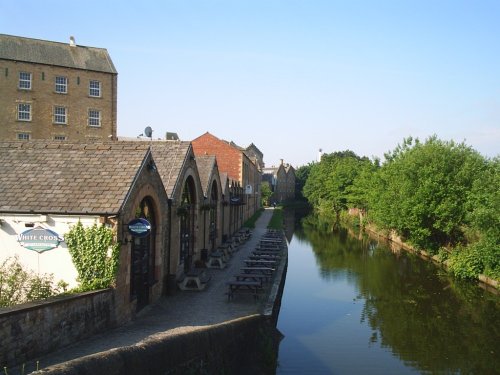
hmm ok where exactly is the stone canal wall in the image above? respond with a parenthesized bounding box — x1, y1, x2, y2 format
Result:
(32, 315, 279, 375)
(0, 289, 115, 367)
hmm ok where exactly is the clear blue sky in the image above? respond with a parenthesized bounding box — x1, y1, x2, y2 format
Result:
(2, 0, 499, 166)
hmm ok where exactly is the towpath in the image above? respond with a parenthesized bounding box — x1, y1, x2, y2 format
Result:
(29, 208, 276, 372)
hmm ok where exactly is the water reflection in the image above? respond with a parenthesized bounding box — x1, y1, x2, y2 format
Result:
(277, 213, 500, 374)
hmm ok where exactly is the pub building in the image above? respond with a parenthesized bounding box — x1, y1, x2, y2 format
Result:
(0, 141, 191, 322)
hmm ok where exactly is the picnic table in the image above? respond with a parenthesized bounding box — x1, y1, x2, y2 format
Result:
(240, 266, 275, 275)
(234, 273, 271, 283)
(244, 259, 278, 267)
(177, 268, 211, 291)
(226, 280, 263, 300)
(206, 251, 226, 269)
(248, 254, 280, 261)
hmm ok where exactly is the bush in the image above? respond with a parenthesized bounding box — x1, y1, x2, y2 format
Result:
(447, 238, 500, 280)
(0, 256, 65, 307)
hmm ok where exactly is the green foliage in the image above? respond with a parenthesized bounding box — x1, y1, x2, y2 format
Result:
(448, 237, 500, 280)
(294, 163, 313, 200)
(65, 222, 120, 291)
(0, 256, 65, 307)
(303, 150, 373, 222)
(260, 182, 273, 206)
(368, 136, 486, 252)
(298, 135, 499, 282)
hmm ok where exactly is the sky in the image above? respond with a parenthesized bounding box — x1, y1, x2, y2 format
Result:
(2, 0, 499, 167)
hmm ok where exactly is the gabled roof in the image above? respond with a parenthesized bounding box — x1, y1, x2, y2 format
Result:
(195, 155, 217, 197)
(0, 34, 117, 74)
(219, 172, 229, 195)
(149, 141, 192, 198)
(0, 141, 150, 214)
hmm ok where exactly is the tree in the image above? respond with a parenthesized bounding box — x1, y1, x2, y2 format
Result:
(303, 150, 372, 225)
(368, 136, 486, 252)
(260, 181, 273, 206)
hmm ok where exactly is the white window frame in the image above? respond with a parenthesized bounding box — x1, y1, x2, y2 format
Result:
(89, 80, 101, 97)
(55, 76, 68, 93)
(17, 103, 31, 121)
(54, 106, 67, 124)
(17, 133, 30, 141)
(19, 72, 32, 90)
(88, 109, 101, 127)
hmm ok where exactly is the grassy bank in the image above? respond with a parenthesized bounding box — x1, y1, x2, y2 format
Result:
(267, 207, 284, 230)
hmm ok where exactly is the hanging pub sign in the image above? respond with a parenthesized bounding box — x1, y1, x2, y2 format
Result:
(18, 226, 63, 253)
(127, 218, 151, 238)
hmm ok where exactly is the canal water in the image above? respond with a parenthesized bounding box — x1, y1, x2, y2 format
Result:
(275, 213, 500, 374)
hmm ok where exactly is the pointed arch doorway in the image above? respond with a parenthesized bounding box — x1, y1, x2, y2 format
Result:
(179, 177, 195, 273)
(130, 197, 156, 312)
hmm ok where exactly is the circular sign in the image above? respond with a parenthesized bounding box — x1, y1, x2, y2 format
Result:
(127, 218, 151, 237)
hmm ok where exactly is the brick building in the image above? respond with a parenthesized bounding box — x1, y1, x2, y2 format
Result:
(262, 159, 296, 203)
(0, 34, 117, 142)
(191, 132, 262, 223)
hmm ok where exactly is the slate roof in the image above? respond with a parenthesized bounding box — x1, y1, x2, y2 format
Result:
(0, 141, 150, 214)
(0, 34, 117, 74)
(219, 172, 229, 195)
(195, 155, 217, 196)
(149, 141, 192, 198)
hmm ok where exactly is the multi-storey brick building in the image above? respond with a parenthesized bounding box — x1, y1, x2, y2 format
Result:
(0, 34, 117, 141)
(191, 132, 262, 223)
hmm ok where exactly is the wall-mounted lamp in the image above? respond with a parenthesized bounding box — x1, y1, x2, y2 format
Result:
(24, 222, 35, 228)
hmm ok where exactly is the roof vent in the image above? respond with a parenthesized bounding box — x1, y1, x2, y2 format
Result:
(69, 36, 76, 47)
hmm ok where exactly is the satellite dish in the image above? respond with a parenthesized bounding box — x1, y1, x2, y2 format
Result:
(144, 126, 153, 138)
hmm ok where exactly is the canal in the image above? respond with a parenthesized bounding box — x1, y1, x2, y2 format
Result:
(275, 213, 500, 374)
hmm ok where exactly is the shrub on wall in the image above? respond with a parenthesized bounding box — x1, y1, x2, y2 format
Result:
(65, 222, 120, 291)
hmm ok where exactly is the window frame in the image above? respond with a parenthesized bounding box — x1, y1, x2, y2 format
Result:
(89, 80, 101, 97)
(55, 76, 68, 94)
(17, 103, 32, 121)
(17, 133, 30, 141)
(54, 135, 67, 141)
(18, 72, 32, 90)
(53, 106, 67, 125)
(88, 109, 101, 127)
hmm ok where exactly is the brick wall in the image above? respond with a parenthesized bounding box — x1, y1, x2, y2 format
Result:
(0, 61, 117, 141)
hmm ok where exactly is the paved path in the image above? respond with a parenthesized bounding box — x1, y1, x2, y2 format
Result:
(31, 208, 276, 372)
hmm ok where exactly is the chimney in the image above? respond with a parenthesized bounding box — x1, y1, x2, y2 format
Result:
(69, 36, 76, 47)
(280, 159, 284, 165)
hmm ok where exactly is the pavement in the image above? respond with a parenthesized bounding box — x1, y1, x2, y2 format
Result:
(29, 208, 278, 372)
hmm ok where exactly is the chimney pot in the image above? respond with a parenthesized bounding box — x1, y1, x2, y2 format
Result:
(69, 36, 76, 47)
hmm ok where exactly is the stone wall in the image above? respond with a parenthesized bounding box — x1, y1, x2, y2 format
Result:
(0, 289, 115, 368)
(31, 315, 280, 375)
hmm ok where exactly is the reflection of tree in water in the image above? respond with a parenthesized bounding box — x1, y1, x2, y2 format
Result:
(300, 214, 500, 374)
